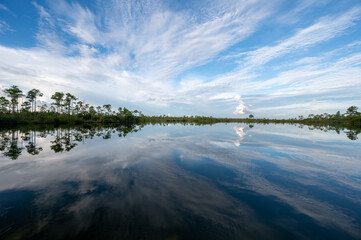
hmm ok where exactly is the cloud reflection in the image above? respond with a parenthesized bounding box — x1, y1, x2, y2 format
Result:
(233, 126, 246, 146)
(0, 124, 361, 239)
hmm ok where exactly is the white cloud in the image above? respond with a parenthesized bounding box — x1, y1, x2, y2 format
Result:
(245, 7, 361, 67)
(233, 95, 248, 115)
(0, 0, 275, 112)
(42, 0, 273, 81)
(0, 2, 12, 35)
(0, 3, 9, 11)
(0, 1, 361, 117)
(185, 7, 361, 116)
(0, 20, 11, 33)
(277, 0, 331, 24)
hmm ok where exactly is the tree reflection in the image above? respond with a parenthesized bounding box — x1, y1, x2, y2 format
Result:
(50, 136, 65, 153)
(50, 130, 79, 153)
(1, 124, 142, 159)
(2, 130, 24, 160)
(309, 125, 361, 140)
(0, 122, 360, 160)
(3, 141, 23, 160)
(345, 129, 361, 140)
(0, 132, 10, 151)
(26, 131, 43, 155)
(26, 142, 43, 155)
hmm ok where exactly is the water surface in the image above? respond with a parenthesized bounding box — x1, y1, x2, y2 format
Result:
(1, 123, 361, 239)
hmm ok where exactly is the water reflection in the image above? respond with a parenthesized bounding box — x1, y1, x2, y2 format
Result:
(233, 126, 245, 146)
(1, 130, 24, 160)
(1, 123, 360, 161)
(0, 123, 361, 239)
(305, 124, 361, 140)
(0, 125, 142, 160)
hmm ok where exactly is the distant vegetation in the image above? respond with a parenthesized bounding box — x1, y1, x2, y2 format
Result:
(0, 85, 142, 125)
(1, 84, 360, 160)
(1, 85, 361, 129)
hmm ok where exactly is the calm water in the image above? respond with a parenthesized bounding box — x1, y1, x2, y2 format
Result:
(1, 123, 361, 240)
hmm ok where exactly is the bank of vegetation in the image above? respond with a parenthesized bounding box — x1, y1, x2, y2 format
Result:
(1, 85, 361, 129)
(0, 86, 142, 125)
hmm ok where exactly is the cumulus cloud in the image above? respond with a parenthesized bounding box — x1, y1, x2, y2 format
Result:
(233, 95, 248, 115)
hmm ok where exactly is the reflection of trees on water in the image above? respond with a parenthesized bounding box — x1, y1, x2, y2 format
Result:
(1, 123, 360, 160)
(26, 142, 43, 155)
(233, 123, 361, 146)
(3, 141, 23, 160)
(249, 123, 361, 141)
(307, 125, 361, 140)
(345, 129, 361, 140)
(1, 130, 24, 160)
(1, 130, 44, 159)
(0, 125, 142, 160)
(25, 131, 43, 155)
(50, 129, 78, 153)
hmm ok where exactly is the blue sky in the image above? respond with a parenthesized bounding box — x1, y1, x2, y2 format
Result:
(0, 0, 361, 118)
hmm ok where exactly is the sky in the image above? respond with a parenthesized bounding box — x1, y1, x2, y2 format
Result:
(0, 0, 361, 118)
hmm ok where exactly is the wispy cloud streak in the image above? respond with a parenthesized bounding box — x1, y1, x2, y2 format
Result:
(0, 0, 360, 116)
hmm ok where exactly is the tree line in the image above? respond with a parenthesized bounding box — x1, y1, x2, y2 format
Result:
(1, 85, 361, 128)
(239, 107, 361, 128)
(0, 85, 141, 124)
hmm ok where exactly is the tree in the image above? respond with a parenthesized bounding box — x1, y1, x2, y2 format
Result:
(96, 106, 102, 114)
(249, 114, 254, 119)
(40, 104, 48, 112)
(133, 110, 139, 116)
(51, 92, 64, 117)
(26, 89, 43, 114)
(346, 106, 359, 117)
(3, 85, 23, 116)
(123, 107, 133, 116)
(0, 96, 10, 113)
(103, 104, 112, 115)
(21, 101, 31, 111)
(84, 104, 89, 113)
(64, 93, 77, 115)
(89, 106, 96, 115)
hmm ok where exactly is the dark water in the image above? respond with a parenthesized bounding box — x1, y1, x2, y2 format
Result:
(1, 123, 361, 240)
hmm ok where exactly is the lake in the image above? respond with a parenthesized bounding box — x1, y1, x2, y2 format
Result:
(1, 123, 361, 239)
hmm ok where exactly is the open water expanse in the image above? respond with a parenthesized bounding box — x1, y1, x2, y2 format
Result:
(0, 123, 361, 240)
